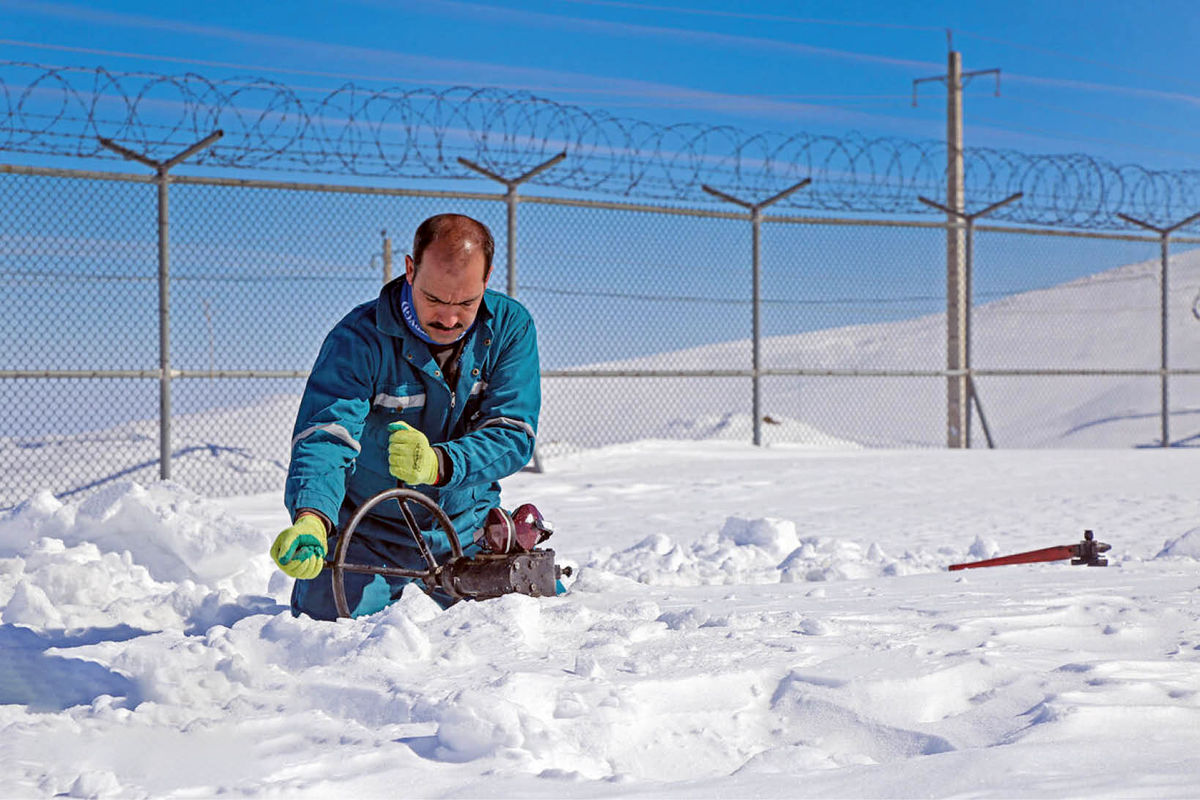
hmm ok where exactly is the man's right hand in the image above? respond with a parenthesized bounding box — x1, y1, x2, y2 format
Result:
(270, 514, 328, 579)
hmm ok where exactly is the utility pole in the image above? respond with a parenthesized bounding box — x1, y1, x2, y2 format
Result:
(913, 46, 1000, 448)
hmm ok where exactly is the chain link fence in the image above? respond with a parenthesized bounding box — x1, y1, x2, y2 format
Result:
(969, 227, 1200, 448)
(3, 165, 1200, 508)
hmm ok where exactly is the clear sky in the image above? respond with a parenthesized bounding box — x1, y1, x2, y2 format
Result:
(1, 0, 1199, 173)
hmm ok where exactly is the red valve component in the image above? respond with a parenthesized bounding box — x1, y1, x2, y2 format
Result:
(483, 506, 517, 554)
(511, 503, 552, 552)
(482, 503, 554, 554)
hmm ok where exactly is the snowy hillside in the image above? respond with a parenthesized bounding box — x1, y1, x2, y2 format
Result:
(542, 247, 1200, 450)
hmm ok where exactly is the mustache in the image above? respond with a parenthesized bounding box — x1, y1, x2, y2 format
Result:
(428, 321, 464, 331)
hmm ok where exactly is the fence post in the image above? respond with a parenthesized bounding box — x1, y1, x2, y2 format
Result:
(456, 152, 567, 299)
(1115, 209, 1200, 447)
(919, 192, 1022, 448)
(98, 130, 223, 480)
(381, 229, 393, 284)
(456, 151, 567, 473)
(701, 180, 812, 446)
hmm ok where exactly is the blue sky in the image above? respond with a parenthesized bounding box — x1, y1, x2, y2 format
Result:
(1, 0, 1199, 171)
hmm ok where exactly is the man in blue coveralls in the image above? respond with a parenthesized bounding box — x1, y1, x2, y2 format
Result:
(268, 213, 540, 619)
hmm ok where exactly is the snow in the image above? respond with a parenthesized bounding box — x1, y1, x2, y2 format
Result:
(3, 251, 1200, 796)
(1156, 526, 1200, 559)
(2, 444, 1200, 797)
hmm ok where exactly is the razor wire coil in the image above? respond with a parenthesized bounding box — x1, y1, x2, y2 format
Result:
(3, 60, 1200, 230)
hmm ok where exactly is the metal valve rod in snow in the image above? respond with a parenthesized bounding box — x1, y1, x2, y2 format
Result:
(948, 530, 1111, 571)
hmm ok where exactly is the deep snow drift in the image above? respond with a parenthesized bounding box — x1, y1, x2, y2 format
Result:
(3, 443, 1200, 798)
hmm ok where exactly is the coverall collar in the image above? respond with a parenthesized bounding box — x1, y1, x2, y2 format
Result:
(376, 278, 495, 342)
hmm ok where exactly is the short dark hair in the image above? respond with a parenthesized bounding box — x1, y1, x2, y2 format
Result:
(412, 213, 494, 276)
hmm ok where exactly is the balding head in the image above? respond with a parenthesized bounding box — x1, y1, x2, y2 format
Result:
(411, 213, 494, 281)
(404, 214, 494, 345)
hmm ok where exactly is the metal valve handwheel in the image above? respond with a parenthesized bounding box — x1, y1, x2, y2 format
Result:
(325, 487, 564, 619)
(326, 487, 460, 619)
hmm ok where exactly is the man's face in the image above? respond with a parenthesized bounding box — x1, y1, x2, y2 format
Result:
(405, 239, 489, 345)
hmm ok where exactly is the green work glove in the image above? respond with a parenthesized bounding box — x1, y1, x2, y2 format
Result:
(388, 421, 439, 485)
(270, 514, 328, 580)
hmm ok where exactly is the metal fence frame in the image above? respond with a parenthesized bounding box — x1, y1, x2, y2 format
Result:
(4, 161, 1200, 488)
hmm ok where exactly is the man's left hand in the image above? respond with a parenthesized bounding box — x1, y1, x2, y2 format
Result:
(387, 421, 440, 485)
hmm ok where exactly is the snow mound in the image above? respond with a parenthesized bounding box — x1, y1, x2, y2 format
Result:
(584, 516, 944, 586)
(3, 481, 269, 586)
(1154, 527, 1200, 559)
(968, 535, 1000, 559)
(0, 482, 278, 631)
(777, 537, 947, 582)
(720, 517, 801, 559)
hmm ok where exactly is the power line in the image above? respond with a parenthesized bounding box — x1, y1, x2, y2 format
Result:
(0, 38, 403, 84)
(561, 0, 1200, 109)
(0, 269, 373, 283)
(969, 115, 1200, 161)
(0, 38, 927, 112)
(573, 96, 914, 114)
(955, 29, 1200, 94)
(517, 270, 1164, 307)
(519, 283, 940, 306)
(1005, 98, 1200, 142)
(558, 0, 945, 33)
(6, 32, 1200, 127)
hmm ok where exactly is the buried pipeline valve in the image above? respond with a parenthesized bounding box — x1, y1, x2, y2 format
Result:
(324, 487, 569, 619)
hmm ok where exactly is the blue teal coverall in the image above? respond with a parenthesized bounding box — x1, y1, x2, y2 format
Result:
(284, 279, 540, 618)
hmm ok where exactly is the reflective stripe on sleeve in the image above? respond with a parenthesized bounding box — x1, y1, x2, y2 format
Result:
(474, 416, 536, 439)
(373, 392, 427, 410)
(292, 422, 362, 453)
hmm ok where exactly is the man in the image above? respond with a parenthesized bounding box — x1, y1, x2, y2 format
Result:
(269, 213, 540, 619)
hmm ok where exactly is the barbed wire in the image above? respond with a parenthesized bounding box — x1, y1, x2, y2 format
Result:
(3, 60, 1200, 230)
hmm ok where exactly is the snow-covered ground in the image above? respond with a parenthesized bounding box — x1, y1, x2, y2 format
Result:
(2, 442, 1200, 797)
